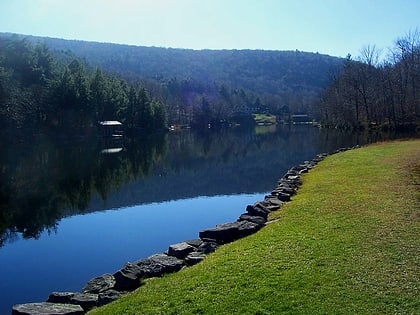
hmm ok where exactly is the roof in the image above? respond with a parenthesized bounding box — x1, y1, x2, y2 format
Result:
(98, 121, 123, 126)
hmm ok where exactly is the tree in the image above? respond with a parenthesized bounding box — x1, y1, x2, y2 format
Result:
(318, 29, 419, 130)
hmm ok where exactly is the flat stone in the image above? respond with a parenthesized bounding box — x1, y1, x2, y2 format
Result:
(276, 186, 296, 195)
(246, 204, 269, 219)
(264, 197, 283, 206)
(266, 204, 281, 211)
(70, 292, 98, 311)
(184, 239, 204, 248)
(238, 214, 267, 225)
(185, 251, 206, 265)
(47, 292, 74, 303)
(148, 253, 184, 273)
(199, 220, 263, 244)
(12, 302, 84, 315)
(83, 273, 116, 293)
(134, 258, 167, 278)
(197, 241, 219, 254)
(168, 242, 196, 259)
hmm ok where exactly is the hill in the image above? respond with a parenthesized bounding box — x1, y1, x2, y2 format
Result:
(1, 33, 343, 121)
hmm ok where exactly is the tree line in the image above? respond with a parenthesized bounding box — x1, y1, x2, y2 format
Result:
(0, 35, 167, 136)
(2, 31, 418, 134)
(318, 29, 420, 130)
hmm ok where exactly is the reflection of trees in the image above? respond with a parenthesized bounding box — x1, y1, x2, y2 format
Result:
(0, 133, 168, 247)
(1, 126, 402, 247)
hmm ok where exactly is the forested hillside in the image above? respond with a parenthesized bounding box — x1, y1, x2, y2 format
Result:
(318, 30, 420, 130)
(0, 34, 167, 136)
(36, 38, 340, 93)
(1, 33, 343, 127)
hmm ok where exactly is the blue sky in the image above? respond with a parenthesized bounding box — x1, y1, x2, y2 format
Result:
(0, 0, 418, 58)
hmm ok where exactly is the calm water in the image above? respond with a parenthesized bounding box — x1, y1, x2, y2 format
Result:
(0, 125, 405, 313)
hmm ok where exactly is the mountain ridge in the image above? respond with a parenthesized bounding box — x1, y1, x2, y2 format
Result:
(2, 32, 343, 102)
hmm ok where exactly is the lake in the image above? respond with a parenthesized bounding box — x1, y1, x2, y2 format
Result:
(0, 125, 405, 313)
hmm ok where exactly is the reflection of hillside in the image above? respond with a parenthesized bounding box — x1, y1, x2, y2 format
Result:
(84, 126, 360, 211)
(0, 134, 167, 246)
(0, 126, 391, 246)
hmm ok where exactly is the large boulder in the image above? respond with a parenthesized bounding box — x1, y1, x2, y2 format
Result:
(148, 253, 184, 273)
(197, 241, 219, 254)
(167, 242, 196, 259)
(184, 239, 203, 248)
(12, 302, 84, 315)
(238, 214, 267, 225)
(134, 257, 177, 278)
(47, 292, 98, 310)
(113, 262, 143, 291)
(246, 203, 270, 219)
(264, 196, 283, 208)
(199, 220, 263, 244)
(47, 292, 74, 303)
(70, 293, 98, 311)
(83, 273, 116, 293)
(276, 185, 296, 196)
(135, 254, 183, 278)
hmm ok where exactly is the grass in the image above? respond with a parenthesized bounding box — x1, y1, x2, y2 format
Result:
(89, 139, 420, 314)
(253, 113, 277, 125)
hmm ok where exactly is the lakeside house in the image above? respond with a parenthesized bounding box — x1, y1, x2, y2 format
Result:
(98, 121, 124, 137)
(291, 114, 311, 124)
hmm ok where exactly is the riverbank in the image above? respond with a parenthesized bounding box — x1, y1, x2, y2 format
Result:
(86, 139, 419, 314)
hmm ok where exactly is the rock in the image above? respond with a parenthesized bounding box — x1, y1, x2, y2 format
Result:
(46, 292, 74, 303)
(184, 251, 206, 265)
(197, 241, 219, 254)
(135, 254, 183, 278)
(83, 273, 116, 293)
(70, 293, 98, 311)
(168, 242, 196, 259)
(184, 239, 203, 248)
(264, 196, 283, 207)
(277, 192, 291, 202)
(113, 262, 143, 291)
(238, 214, 267, 225)
(134, 257, 171, 278)
(12, 302, 84, 315)
(199, 220, 263, 244)
(285, 170, 299, 177)
(148, 253, 184, 273)
(278, 178, 299, 189)
(266, 204, 281, 211)
(98, 290, 123, 306)
(298, 167, 309, 174)
(246, 204, 269, 219)
(277, 185, 296, 196)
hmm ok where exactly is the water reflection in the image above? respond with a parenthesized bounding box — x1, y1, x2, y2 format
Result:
(0, 134, 167, 246)
(0, 125, 413, 247)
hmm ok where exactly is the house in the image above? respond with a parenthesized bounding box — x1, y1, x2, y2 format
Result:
(98, 121, 124, 137)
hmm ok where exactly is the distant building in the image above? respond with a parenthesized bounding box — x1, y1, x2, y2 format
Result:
(291, 114, 311, 124)
(98, 121, 123, 137)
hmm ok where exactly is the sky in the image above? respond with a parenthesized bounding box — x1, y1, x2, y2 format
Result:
(0, 0, 419, 58)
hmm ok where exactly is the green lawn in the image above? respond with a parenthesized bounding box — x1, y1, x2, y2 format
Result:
(253, 113, 277, 125)
(89, 139, 420, 314)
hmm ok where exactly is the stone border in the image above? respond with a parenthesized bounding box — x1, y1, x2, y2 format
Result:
(12, 146, 359, 315)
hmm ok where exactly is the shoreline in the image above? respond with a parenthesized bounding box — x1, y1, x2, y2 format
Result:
(12, 145, 360, 315)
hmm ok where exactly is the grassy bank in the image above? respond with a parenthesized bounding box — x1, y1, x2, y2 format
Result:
(89, 140, 419, 314)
